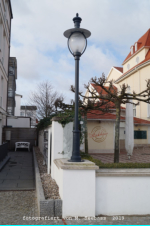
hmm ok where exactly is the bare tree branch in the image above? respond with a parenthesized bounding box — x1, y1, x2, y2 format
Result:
(30, 81, 64, 119)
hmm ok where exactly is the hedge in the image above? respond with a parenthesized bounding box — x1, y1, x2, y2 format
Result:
(80, 152, 150, 168)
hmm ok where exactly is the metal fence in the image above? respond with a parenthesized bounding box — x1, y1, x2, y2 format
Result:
(0, 143, 8, 162)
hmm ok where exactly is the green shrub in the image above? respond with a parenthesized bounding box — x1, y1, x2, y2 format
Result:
(80, 152, 150, 168)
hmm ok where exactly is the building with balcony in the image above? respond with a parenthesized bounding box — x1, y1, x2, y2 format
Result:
(20, 106, 37, 128)
(0, 0, 13, 145)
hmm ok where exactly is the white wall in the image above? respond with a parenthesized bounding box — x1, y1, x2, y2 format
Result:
(38, 130, 44, 155)
(53, 161, 97, 218)
(51, 121, 73, 178)
(51, 119, 98, 218)
(96, 169, 150, 216)
(7, 117, 30, 128)
(15, 95, 22, 116)
(38, 121, 73, 175)
(62, 169, 96, 217)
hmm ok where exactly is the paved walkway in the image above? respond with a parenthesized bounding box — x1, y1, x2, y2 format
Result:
(0, 152, 150, 224)
(91, 148, 150, 163)
(0, 191, 150, 225)
(0, 152, 35, 190)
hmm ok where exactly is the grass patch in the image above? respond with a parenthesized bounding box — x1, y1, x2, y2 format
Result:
(80, 152, 150, 168)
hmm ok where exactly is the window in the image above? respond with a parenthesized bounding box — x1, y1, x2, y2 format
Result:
(134, 131, 147, 139)
(20, 112, 24, 116)
(127, 64, 130, 70)
(136, 56, 139, 64)
(133, 104, 136, 117)
(135, 43, 137, 51)
(27, 112, 33, 117)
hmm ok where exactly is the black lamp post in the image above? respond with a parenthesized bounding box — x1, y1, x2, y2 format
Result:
(64, 13, 91, 162)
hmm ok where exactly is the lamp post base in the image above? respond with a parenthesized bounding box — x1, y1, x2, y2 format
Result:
(68, 159, 84, 162)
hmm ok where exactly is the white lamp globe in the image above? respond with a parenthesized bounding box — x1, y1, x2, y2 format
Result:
(69, 32, 86, 54)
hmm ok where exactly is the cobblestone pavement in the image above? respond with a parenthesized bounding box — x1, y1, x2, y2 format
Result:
(0, 191, 60, 225)
(0, 190, 150, 225)
(65, 216, 150, 225)
(91, 148, 150, 163)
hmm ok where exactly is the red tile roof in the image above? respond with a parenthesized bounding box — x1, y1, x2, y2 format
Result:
(134, 117, 150, 124)
(91, 102, 125, 110)
(123, 29, 150, 64)
(89, 84, 125, 109)
(91, 84, 117, 95)
(113, 67, 123, 73)
(87, 110, 124, 120)
(87, 109, 150, 125)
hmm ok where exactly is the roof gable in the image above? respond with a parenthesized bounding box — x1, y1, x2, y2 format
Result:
(113, 67, 123, 73)
(107, 66, 123, 82)
(123, 29, 150, 64)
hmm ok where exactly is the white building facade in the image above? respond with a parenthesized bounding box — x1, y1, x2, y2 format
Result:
(0, 0, 13, 145)
(14, 93, 22, 116)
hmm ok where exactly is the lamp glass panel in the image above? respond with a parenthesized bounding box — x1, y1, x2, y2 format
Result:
(69, 32, 86, 54)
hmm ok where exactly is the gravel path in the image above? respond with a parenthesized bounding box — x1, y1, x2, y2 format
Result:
(35, 148, 60, 200)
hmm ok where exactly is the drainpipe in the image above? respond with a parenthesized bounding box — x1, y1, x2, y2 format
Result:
(138, 70, 141, 118)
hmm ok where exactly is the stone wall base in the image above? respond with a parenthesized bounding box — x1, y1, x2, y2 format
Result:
(33, 147, 62, 218)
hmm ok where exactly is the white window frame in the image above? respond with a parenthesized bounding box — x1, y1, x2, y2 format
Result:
(135, 43, 137, 51)
(147, 103, 150, 118)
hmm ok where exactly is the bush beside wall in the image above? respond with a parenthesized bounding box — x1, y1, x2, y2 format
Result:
(80, 152, 150, 168)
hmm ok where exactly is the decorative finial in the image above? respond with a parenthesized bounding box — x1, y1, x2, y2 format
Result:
(73, 13, 82, 28)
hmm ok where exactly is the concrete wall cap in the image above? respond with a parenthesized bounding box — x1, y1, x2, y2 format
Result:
(51, 117, 62, 121)
(96, 168, 150, 177)
(54, 158, 99, 170)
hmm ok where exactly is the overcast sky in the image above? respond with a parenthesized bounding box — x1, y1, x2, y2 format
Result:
(10, 0, 150, 105)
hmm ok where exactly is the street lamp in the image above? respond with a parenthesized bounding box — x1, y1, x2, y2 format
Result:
(64, 13, 91, 162)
